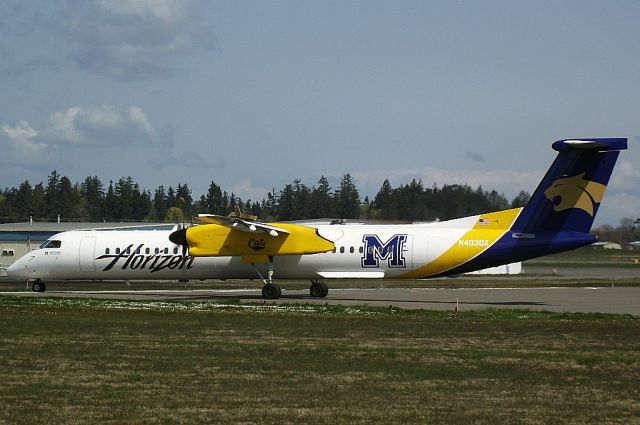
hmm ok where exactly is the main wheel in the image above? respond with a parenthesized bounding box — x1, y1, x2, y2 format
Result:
(310, 282, 326, 298)
(320, 282, 329, 297)
(32, 280, 46, 293)
(262, 283, 281, 300)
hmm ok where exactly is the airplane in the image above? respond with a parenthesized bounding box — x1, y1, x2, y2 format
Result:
(7, 138, 627, 299)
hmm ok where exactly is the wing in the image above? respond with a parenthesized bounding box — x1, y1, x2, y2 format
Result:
(195, 214, 289, 237)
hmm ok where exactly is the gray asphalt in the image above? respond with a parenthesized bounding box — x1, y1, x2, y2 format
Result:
(2, 286, 639, 315)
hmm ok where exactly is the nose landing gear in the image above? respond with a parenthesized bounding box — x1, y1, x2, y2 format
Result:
(31, 279, 46, 293)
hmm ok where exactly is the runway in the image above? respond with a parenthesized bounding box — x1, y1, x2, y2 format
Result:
(2, 286, 639, 315)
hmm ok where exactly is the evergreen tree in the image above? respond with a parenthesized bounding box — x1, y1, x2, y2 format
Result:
(335, 174, 360, 219)
(114, 177, 137, 219)
(166, 186, 176, 209)
(373, 179, 393, 219)
(204, 181, 224, 214)
(153, 186, 167, 220)
(104, 181, 116, 220)
(277, 184, 295, 220)
(32, 183, 46, 220)
(14, 180, 33, 221)
(44, 170, 60, 220)
(511, 190, 531, 208)
(310, 176, 333, 218)
(82, 176, 104, 220)
(292, 179, 311, 220)
(57, 176, 77, 220)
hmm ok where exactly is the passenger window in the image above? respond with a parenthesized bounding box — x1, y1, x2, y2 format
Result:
(136, 247, 141, 254)
(173, 247, 178, 254)
(126, 247, 131, 254)
(339, 247, 345, 254)
(164, 248, 169, 254)
(155, 248, 160, 254)
(105, 248, 110, 255)
(145, 248, 150, 254)
(116, 248, 120, 254)
(359, 246, 364, 254)
(349, 247, 354, 254)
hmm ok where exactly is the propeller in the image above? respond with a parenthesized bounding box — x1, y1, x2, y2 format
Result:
(169, 226, 189, 257)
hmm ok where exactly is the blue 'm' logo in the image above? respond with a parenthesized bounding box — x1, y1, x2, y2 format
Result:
(361, 234, 407, 268)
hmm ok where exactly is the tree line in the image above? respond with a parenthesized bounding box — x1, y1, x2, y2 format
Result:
(0, 170, 531, 224)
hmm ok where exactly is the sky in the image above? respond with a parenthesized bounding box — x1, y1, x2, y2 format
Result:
(1, 0, 639, 226)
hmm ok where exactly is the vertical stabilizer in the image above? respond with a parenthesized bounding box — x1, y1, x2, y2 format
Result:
(511, 138, 627, 234)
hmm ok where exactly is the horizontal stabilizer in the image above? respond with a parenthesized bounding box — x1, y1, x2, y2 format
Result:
(552, 138, 627, 152)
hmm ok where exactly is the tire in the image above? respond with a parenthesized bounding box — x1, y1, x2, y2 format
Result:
(262, 284, 281, 300)
(32, 281, 46, 293)
(320, 282, 329, 297)
(310, 283, 324, 298)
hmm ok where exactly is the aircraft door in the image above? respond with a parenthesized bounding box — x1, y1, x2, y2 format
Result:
(79, 237, 96, 272)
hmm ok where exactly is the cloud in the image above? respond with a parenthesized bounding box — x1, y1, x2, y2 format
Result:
(1, 120, 50, 166)
(229, 179, 271, 203)
(610, 159, 640, 195)
(599, 159, 640, 225)
(43, 104, 163, 145)
(596, 192, 640, 227)
(56, 0, 214, 80)
(128, 106, 156, 137)
(0, 105, 166, 169)
(464, 151, 486, 163)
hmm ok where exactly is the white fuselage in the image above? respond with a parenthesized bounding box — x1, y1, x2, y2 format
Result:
(7, 219, 479, 282)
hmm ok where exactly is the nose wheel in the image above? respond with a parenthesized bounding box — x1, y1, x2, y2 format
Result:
(309, 280, 328, 298)
(31, 279, 46, 293)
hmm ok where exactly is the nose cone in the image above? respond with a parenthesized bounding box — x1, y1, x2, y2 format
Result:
(6, 257, 28, 278)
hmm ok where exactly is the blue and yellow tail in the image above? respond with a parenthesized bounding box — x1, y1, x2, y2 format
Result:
(434, 138, 627, 276)
(512, 138, 626, 234)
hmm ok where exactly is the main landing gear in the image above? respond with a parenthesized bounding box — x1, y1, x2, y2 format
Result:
(309, 279, 329, 298)
(249, 257, 329, 300)
(31, 279, 46, 293)
(261, 283, 282, 299)
(250, 256, 281, 300)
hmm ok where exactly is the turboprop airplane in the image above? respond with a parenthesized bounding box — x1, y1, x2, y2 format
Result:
(7, 138, 627, 299)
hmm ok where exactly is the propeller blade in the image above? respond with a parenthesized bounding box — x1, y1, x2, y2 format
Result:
(169, 228, 188, 247)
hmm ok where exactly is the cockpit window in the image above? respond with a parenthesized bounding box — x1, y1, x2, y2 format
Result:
(39, 240, 62, 249)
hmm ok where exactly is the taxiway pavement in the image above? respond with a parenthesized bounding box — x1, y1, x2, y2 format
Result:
(2, 286, 639, 315)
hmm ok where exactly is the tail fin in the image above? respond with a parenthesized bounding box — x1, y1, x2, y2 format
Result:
(511, 138, 627, 234)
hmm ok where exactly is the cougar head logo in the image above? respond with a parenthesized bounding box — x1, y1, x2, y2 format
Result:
(544, 173, 606, 216)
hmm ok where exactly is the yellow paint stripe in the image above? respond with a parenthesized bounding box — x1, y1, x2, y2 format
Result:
(399, 208, 522, 279)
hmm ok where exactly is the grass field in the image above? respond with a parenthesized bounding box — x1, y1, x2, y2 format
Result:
(1, 297, 639, 424)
